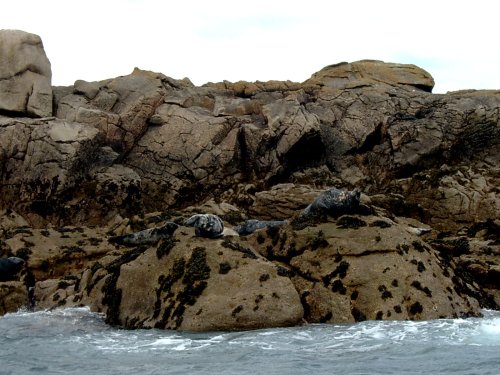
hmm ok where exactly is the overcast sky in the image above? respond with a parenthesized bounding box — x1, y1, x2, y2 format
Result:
(2, 0, 499, 93)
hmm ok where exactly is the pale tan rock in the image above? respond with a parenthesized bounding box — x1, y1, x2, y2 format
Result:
(4, 226, 114, 280)
(249, 215, 482, 322)
(68, 228, 303, 331)
(306, 60, 434, 92)
(0, 30, 52, 117)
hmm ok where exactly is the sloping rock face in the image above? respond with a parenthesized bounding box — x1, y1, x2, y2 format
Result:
(0, 30, 52, 117)
(18, 209, 483, 330)
(0, 32, 498, 330)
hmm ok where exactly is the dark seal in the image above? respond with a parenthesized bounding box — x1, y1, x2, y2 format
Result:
(233, 219, 288, 236)
(0, 257, 25, 282)
(184, 214, 224, 238)
(299, 187, 361, 220)
(109, 222, 178, 246)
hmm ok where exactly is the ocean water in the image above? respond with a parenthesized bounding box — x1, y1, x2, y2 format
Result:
(0, 308, 499, 375)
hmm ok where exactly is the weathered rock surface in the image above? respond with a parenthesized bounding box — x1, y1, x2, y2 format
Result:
(0, 281, 29, 314)
(0, 30, 52, 117)
(0, 31, 498, 330)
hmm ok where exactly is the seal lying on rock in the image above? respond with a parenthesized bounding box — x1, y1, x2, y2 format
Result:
(234, 219, 288, 236)
(109, 222, 178, 246)
(0, 257, 25, 282)
(184, 214, 224, 238)
(299, 187, 361, 220)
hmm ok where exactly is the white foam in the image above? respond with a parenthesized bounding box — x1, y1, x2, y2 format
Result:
(480, 319, 500, 335)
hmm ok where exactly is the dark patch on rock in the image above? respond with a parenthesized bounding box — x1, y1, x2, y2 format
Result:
(219, 262, 231, 274)
(375, 311, 383, 320)
(100, 247, 146, 326)
(351, 307, 367, 322)
(156, 237, 177, 259)
(232, 305, 243, 317)
(412, 240, 426, 252)
(319, 312, 333, 323)
(350, 290, 359, 301)
(417, 261, 426, 273)
(466, 219, 500, 244)
(40, 229, 50, 237)
(259, 273, 270, 282)
(337, 216, 367, 229)
(89, 237, 102, 246)
(13, 227, 33, 236)
(276, 265, 295, 277)
(391, 279, 399, 287)
(433, 237, 471, 256)
(57, 280, 70, 289)
(102, 273, 122, 326)
(221, 239, 258, 259)
(378, 285, 393, 300)
(300, 291, 311, 320)
(394, 305, 402, 314)
(397, 243, 410, 254)
(309, 230, 329, 250)
(322, 260, 350, 286)
(255, 294, 264, 304)
(411, 281, 432, 297)
(331, 279, 347, 294)
(154, 248, 211, 329)
(15, 247, 32, 260)
(266, 226, 280, 246)
(183, 247, 211, 285)
(409, 301, 423, 316)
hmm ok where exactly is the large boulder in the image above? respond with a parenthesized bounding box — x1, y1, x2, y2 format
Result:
(247, 214, 482, 323)
(58, 228, 304, 331)
(0, 30, 52, 117)
(305, 60, 435, 92)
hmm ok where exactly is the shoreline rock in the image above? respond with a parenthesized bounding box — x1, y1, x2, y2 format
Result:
(0, 30, 498, 331)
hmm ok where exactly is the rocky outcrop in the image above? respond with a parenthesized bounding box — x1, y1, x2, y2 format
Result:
(0, 31, 498, 330)
(15, 207, 484, 330)
(0, 30, 52, 117)
(0, 281, 29, 315)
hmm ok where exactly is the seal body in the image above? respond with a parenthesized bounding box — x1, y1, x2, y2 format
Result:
(0, 257, 25, 282)
(109, 222, 178, 246)
(300, 187, 361, 219)
(184, 214, 224, 238)
(234, 219, 288, 236)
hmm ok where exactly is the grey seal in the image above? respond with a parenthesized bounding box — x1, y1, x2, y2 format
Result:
(184, 214, 224, 238)
(299, 187, 361, 219)
(233, 219, 288, 236)
(0, 256, 25, 282)
(109, 222, 178, 246)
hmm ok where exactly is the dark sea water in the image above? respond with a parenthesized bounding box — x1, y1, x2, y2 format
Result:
(0, 308, 499, 375)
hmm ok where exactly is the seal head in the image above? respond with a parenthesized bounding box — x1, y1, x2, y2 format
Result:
(184, 214, 224, 238)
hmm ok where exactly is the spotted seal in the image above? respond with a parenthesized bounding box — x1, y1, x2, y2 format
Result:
(233, 219, 288, 236)
(299, 187, 361, 219)
(109, 222, 178, 246)
(0, 257, 25, 282)
(184, 214, 224, 238)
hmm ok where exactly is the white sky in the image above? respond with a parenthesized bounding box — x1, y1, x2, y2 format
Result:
(2, 0, 499, 93)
